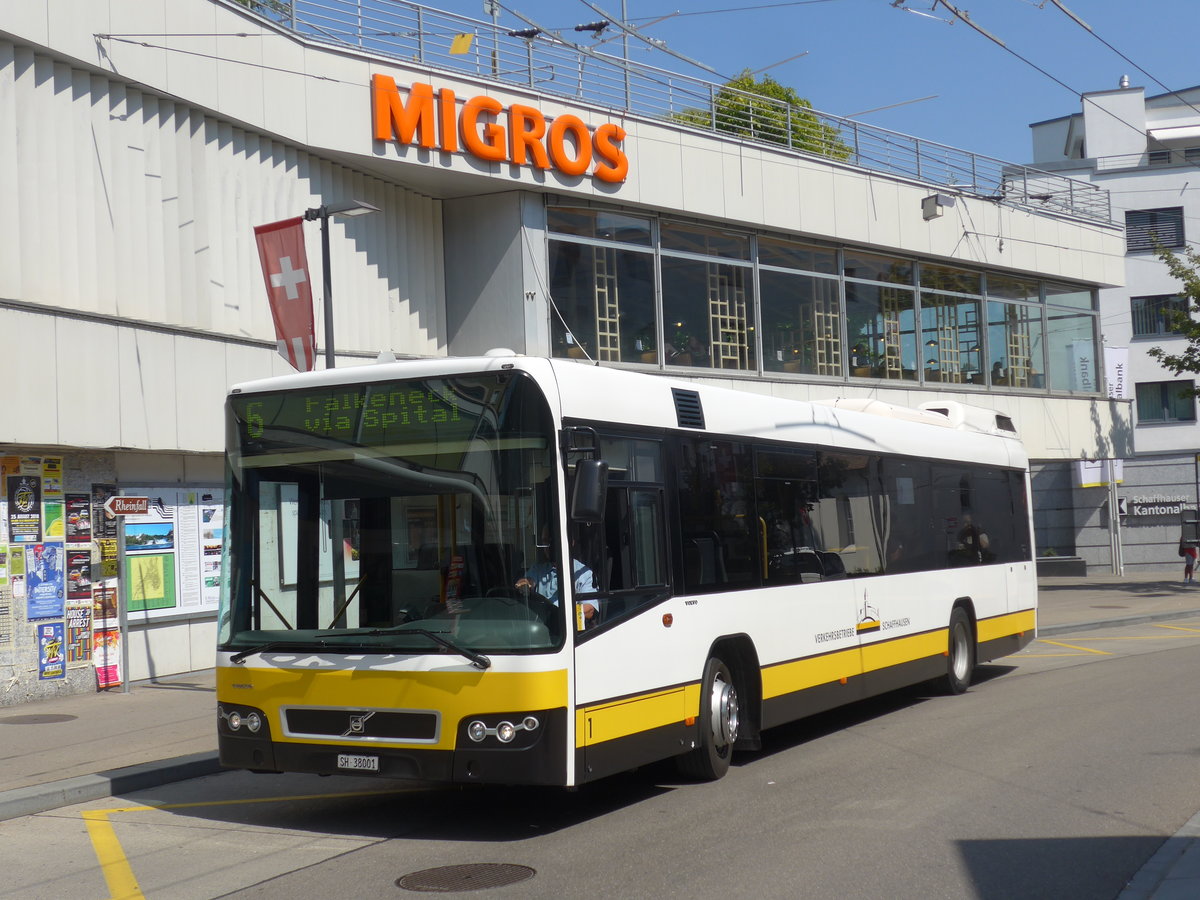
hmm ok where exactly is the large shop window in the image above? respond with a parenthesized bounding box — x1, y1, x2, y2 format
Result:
(759, 236, 841, 376)
(548, 239, 656, 363)
(985, 299, 1045, 388)
(660, 223, 755, 371)
(1135, 381, 1196, 423)
(543, 204, 1101, 395)
(1044, 307, 1099, 392)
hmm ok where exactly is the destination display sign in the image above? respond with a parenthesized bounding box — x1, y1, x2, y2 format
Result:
(230, 377, 491, 453)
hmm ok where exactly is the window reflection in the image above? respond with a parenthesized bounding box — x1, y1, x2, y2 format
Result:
(920, 292, 983, 384)
(846, 282, 916, 380)
(760, 270, 841, 375)
(548, 241, 656, 363)
(661, 256, 755, 370)
(542, 204, 1099, 395)
(986, 301, 1045, 388)
(1045, 309, 1098, 391)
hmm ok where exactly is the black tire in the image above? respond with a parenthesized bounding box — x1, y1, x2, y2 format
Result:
(677, 657, 739, 780)
(944, 606, 975, 695)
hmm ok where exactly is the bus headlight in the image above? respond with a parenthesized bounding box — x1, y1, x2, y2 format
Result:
(228, 710, 242, 731)
(245, 712, 262, 734)
(460, 714, 542, 746)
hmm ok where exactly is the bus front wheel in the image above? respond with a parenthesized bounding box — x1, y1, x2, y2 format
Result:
(678, 657, 739, 780)
(944, 607, 975, 695)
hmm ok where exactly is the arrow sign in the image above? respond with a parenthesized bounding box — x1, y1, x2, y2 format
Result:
(104, 496, 149, 516)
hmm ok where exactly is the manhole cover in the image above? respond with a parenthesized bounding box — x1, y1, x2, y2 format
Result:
(0, 714, 79, 725)
(397, 863, 536, 893)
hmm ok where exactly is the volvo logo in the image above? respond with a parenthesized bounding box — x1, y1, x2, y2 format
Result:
(344, 711, 375, 737)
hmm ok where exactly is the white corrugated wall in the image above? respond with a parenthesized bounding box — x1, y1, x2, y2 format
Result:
(0, 39, 446, 452)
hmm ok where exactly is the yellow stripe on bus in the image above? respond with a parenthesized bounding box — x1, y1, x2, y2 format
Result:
(577, 683, 702, 747)
(217, 666, 568, 751)
(761, 647, 860, 700)
(977, 608, 1036, 642)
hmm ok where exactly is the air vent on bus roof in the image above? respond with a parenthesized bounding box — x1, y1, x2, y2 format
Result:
(672, 388, 706, 429)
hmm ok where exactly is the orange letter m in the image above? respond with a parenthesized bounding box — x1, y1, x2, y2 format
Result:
(372, 75, 436, 148)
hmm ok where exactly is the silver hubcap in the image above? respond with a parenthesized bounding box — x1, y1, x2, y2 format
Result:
(950, 620, 970, 681)
(709, 673, 739, 750)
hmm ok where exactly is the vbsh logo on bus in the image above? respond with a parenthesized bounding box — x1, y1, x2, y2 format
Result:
(371, 75, 629, 183)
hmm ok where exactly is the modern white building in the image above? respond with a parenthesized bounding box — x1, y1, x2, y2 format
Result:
(1031, 80, 1200, 573)
(0, 0, 1128, 702)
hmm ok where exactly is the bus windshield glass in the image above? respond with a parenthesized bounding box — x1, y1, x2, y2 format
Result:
(218, 370, 565, 657)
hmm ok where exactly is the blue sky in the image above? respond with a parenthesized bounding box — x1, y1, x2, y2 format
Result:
(425, 0, 1200, 164)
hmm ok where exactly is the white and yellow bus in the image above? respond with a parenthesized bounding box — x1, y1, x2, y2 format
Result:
(217, 355, 1035, 784)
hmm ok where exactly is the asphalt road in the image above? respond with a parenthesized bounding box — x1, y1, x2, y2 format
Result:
(6, 617, 1200, 900)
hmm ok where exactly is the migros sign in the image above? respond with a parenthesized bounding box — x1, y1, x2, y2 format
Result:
(371, 75, 629, 184)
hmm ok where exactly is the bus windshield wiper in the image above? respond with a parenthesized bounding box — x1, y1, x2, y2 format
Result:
(361, 626, 491, 670)
(229, 640, 316, 664)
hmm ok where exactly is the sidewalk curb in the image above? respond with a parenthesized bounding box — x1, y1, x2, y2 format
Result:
(1038, 607, 1200, 637)
(0, 751, 222, 822)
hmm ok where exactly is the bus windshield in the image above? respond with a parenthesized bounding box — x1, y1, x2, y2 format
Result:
(218, 370, 565, 657)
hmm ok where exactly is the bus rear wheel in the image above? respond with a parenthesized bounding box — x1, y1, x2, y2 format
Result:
(944, 607, 975, 695)
(677, 657, 739, 780)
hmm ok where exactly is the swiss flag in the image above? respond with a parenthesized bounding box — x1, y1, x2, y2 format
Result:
(254, 217, 317, 372)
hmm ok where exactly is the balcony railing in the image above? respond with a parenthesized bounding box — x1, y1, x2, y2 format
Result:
(236, 0, 1113, 225)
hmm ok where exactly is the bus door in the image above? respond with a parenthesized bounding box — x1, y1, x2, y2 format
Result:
(568, 432, 681, 781)
(756, 447, 864, 713)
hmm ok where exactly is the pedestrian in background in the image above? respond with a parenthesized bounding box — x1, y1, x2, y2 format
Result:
(1183, 539, 1197, 584)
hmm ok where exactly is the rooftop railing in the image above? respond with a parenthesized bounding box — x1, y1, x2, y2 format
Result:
(240, 0, 1113, 225)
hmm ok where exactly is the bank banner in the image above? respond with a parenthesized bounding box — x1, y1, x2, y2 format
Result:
(1104, 346, 1129, 400)
(254, 216, 316, 372)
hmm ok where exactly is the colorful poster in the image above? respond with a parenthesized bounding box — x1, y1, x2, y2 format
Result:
(66, 605, 92, 664)
(37, 622, 65, 679)
(92, 483, 118, 539)
(97, 539, 118, 578)
(7, 475, 41, 543)
(9, 574, 24, 599)
(26, 542, 65, 619)
(0, 545, 7, 585)
(94, 628, 122, 688)
(67, 548, 91, 601)
(128, 553, 176, 612)
(19, 456, 41, 475)
(43, 502, 65, 540)
(93, 579, 118, 627)
(65, 493, 92, 542)
(42, 457, 63, 499)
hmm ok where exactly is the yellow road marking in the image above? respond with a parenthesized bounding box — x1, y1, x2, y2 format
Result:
(82, 787, 422, 898)
(1038, 640, 1112, 655)
(1153, 623, 1200, 634)
(83, 810, 144, 900)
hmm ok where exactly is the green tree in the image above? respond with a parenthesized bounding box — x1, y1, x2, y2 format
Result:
(675, 70, 851, 160)
(1146, 244, 1200, 397)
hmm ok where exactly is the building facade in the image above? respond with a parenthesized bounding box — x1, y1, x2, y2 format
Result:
(0, 0, 1128, 701)
(1031, 81, 1200, 574)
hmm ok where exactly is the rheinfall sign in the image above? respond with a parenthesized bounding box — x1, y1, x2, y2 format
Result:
(372, 75, 629, 183)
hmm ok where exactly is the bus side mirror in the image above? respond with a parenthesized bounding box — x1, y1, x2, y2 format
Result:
(571, 460, 609, 523)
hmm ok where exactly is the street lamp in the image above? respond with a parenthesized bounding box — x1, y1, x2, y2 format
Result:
(303, 199, 379, 369)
